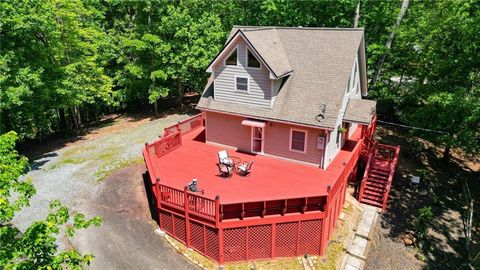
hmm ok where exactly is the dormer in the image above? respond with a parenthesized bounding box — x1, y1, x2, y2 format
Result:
(206, 29, 292, 108)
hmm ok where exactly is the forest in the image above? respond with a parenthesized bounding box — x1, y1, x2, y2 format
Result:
(1, 0, 479, 157)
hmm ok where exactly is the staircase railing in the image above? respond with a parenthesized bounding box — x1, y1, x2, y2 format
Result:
(358, 142, 376, 201)
(381, 145, 401, 210)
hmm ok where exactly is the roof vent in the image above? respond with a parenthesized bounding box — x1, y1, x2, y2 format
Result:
(316, 103, 326, 122)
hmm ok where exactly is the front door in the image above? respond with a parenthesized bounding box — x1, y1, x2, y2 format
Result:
(251, 126, 264, 154)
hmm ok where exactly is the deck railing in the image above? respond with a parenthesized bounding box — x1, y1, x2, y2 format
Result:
(144, 112, 369, 263)
(146, 131, 182, 158)
(163, 112, 205, 137)
(381, 145, 400, 210)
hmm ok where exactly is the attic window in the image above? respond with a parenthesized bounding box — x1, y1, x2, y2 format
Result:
(225, 48, 238, 66)
(247, 49, 261, 68)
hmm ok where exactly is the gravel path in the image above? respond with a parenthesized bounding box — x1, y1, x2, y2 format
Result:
(13, 114, 194, 269)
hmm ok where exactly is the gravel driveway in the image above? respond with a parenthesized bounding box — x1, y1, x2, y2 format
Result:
(13, 114, 195, 269)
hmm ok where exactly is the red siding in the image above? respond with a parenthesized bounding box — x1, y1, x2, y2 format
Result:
(205, 111, 251, 152)
(205, 111, 325, 166)
(264, 121, 325, 166)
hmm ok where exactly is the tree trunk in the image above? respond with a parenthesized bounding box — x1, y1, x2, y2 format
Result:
(154, 100, 159, 118)
(59, 108, 67, 131)
(371, 0, 410, 86)
(354, 0, 361, 28)
(70, 106, 80, 132)
(175, 78, 183, 105)
(443, 145, 451, 161)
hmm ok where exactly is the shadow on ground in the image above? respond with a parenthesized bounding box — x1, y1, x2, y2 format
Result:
(365, 125, 479, 270)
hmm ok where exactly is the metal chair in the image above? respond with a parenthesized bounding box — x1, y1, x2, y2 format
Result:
(217, 163, 233, 178)
(236, 161, 254, 176)
(218, 150, 232, 167)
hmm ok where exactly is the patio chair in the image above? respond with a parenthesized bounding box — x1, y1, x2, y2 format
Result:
(236, 161, 254, 176)
(217, 163, 233, 178)
(218, 150, 232, 167)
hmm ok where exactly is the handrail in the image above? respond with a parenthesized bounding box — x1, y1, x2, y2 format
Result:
(381, 145, 400, 210)
(358, 143, 375, 200)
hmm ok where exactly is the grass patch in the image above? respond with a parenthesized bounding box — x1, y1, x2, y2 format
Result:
(94, 157, 143, 182)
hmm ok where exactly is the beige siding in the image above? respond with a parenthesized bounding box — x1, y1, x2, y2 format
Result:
(213, 39, 272, 108)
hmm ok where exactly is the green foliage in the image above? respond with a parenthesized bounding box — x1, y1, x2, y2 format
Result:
(0, 0, 478, 156)
(414, 206, 434, 240)
(0, 132, 102, 269)
(0, 131, 35, 222)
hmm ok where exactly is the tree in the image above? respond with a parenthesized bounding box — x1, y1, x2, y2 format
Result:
(0, 131, 102, 268)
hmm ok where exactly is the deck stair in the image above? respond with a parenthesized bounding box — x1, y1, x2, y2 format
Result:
(358, 142, 400, 210)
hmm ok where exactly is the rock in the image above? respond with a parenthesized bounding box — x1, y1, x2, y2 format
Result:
(403, 237, 413, 245)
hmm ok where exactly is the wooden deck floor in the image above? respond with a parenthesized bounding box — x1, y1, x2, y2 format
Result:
(153, 127, 362, 204)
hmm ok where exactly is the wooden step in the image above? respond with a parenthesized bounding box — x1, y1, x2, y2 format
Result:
(368, 173, 389, 181)
(361, 193, 384, 202)
(369, 170, 390, 178)
(368, 171, 388, 179)
(365, 185, 386, 193)
(360, 197, 383, 208)
(369, 168, 390, 176)
(366, 181, 386, 189)
(367, 177, 388, 185)
(363, 190, 384, 200)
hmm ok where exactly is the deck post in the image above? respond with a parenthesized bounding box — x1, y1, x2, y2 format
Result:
(184, 186, 191, 247)
(320, 186, 332, 255)
(155, 177, 162, 228)
(215, 195, 221, 227)
(271, 223, 276, 258)
(218, 227, 224, 264)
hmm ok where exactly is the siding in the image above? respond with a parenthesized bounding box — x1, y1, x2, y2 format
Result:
(213, 39, 272, 108)
(205, 111, 326, 167)
(324, 52, 363, 169)
(263, 122, 325, 166)
(205, 111, 251, 152)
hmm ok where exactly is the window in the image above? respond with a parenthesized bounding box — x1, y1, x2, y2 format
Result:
(290, 129, 307, 153)
(225, 48, 237, 66)
(247, 49, 261, 68)
(235, 76, 249, 92)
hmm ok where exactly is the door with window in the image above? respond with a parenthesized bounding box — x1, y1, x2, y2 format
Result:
(251, 127, 264, 154)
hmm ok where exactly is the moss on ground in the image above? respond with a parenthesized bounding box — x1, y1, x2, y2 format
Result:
(94, 157, 144, 182)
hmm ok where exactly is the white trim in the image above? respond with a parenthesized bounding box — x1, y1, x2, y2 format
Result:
(251, 126, 265, 154)
(289, 128, 308, 154)
(223, 47, 240, 67)
(234, 75, 249, 93)
(206, 31, 277, 78)
(246, 47, 261, 70)
(270, 80, 274, 108)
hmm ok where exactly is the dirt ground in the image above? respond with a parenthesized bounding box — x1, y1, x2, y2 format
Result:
(13, 113, 195, 269)
(364, 126, 479, 270)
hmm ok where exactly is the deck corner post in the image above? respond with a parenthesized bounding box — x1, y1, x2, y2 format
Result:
(155, 177, 162, 227)
(218, 227, 224, 264)
(155, 177, 162, 208)
(215, 195, 221, 226)
(271, 223, 276, 258)
(184, 186, 191, 247)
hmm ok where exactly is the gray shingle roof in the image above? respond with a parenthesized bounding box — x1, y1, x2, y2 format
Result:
(198, 26, 365, 129)
(343, 99, 377, 124)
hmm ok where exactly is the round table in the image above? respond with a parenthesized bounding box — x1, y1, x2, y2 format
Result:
(229, 156, 242, 169)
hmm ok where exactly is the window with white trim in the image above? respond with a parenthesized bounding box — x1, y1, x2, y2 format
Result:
(235, 76, 249, 92)
(290, 129, 307, 153)
(225, 48, 237, 66)
(247, 49, 261, 68)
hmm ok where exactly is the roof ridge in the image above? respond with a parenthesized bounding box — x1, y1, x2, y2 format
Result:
(234, 25, 365, 31)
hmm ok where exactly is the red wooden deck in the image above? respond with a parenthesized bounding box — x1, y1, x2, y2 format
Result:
(152, 127, 363, 204)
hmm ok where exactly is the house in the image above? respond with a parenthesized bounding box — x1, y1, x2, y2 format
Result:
(197, 26, 377, 169)
(143, 26, 399, 265)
